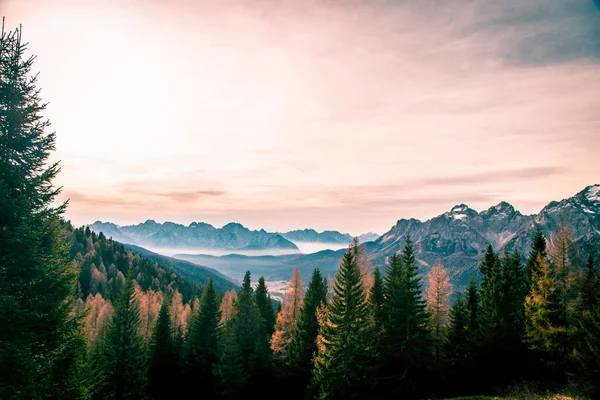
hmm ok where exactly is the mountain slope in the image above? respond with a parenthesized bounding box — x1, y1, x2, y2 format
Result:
(88, 220, 299, 251)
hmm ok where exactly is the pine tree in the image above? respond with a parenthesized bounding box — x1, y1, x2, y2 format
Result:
(147, 295, 178, 400)
(255, 276, 276, 338)
(185, 278, 221, 394)
(288, 268, 328, 395)
(101, 272, 147, 400)
(312, 250, 376, 399)
(426, 261, 453, 360)
(445, 293, 469, 364)
(0, 23, 88, 400)
(465, 276, 479, 337)
(381, 236, 431, 396)
(271, 267, 304, 362)
(525, 227, 547, 289)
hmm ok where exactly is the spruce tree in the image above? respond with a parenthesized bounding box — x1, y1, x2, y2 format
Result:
(465, 276, 479, 337)
(478, 245, 504, 345)
(255, 276, 276, 338)
(185, 278, 221, 395)
(381, 236, 431, 396)
(102, 273, 147, 400)
(525, 227, 547, 289)
(147, 296, 178, 400)
(312, 250, 376, 399)
(288, 268, 328, 394)
(214, 328, 246, 399)
(444, 293, 470, 395)
(0, 24, 88, 400)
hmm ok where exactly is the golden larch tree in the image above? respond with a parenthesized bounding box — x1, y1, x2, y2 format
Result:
(271, 266, 305, 361)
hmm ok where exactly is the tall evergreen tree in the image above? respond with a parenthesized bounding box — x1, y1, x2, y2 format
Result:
(101, 273, 147, 400)
(444, 293, 470, 395)
(573, 255, 600, 395)
(369, 266, 385, 330)
(147, 295, 178, 400)
(0, 24, 88, 400)
(478, 245, 504, 345)
(381, 236, 431, 396)
(255, 276, 276, 338)
(214, 328, 246, 400)
(312, 250, 376, 399)
(465, 276, 479, 337)
(288, 268, 328, 395)
(185, 278, 221, 395)
(525, 227, 547, 289)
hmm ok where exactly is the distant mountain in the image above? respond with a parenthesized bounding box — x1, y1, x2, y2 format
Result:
(88, 220, 299, 251)
(357, 232, 380, 243)
(280, 229, 352, 243)
(280, 229, 380, 244)
(176, 185, 600, 290)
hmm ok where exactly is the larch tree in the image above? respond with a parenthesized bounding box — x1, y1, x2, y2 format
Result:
(312, 250, 376, 400)
(351, 237, 374, 296)
(271, 266, 304, 362)
(426, 261, 453, 360)
(219, 289, 238, 325)
(0, 23, 88, 400)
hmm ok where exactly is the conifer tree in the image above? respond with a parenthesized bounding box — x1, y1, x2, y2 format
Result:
(288, 268, 328, 393)
(478, 245, 504, 345)
(214, 327, 246, 399)
(101, 272, 147, 400)
(0, 23, 88, 400)
(573, 255, 600, 394)
(255, 276, 276, 338)
(465, 276, 479, 337)
(445, 293, 469, 364)
(185, 278, 221, 395)
(271, 267, 304, 362)
(381, 236, 430, 396)
(147, 296, 178, 400)
(369, 266, 385, 330)
(219, 289, 237, 325)
(525, 227, 547, 289)
(426, 261, 452, 360)
(312, 250, 376, 399)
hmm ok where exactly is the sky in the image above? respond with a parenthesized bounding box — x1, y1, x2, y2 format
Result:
(2, 0, 600, 235)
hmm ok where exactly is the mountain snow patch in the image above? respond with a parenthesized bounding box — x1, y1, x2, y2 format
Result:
(586, 185, 600, 203)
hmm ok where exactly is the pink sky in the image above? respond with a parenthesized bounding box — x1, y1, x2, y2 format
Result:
(2, 0, 600, 235)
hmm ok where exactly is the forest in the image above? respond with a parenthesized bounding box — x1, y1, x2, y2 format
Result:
(1, 23, 600, 400)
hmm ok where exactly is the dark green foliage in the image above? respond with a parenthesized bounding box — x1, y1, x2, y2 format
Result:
(230, 271, 271, 386)
(478, 245, 503, 345)
(465, 277, 479, 337)
(312, 250, 376, 399)
(525, 227, 547, 289)
(445, 293, 470, 364)
(369, 266, 385, 329)
(255, 276, 276, 338)
(288, 268, 328, 394)
(100, 273, 147, 400)
(381, 236, 431, 396)
(214, 328, 246, 399)
(0, 24, 88, 400)
(68, 227, 203, 303)
(147, 296, 178, 400)
(185, 278, 221, 394)
(573, 255, 600, 395)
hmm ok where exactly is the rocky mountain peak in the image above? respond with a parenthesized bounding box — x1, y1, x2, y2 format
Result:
(582, 184, 600, 203)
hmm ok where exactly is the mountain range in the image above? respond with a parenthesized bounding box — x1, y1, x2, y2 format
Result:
(88, 220, 299, 251)
(175, 184, 600, 289)
(279, 229, 380, 244)
(88, 220, 380, 252)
